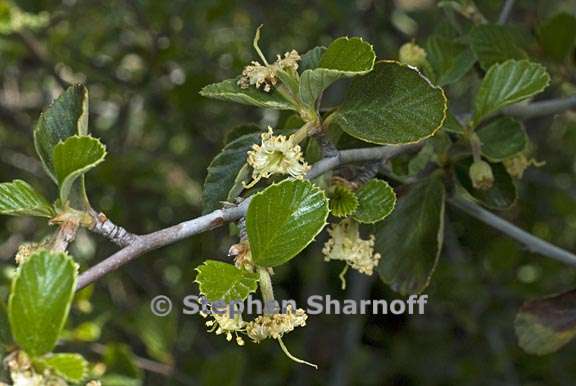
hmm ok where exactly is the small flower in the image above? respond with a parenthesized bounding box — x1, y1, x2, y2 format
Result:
(322, 219, 381, 276)
(275, 50, 301, 73)
(503, 154, 545, 179)
(238, 61, 278, 92)
(237, 50, 301, 92)
(469, 160, 494, 190)
(245, 127, 310, 188)
(398, 42, 427, 67)
(202, 308, 246, 346)
(245, 305, 308, 343)
(229, 241, 255, 272)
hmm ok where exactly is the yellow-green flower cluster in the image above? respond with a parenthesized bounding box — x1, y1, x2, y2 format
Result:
(245, 305, 308, 343)
(238, 50, 300, 92)
(245, 127, 310, 188)
(322, 219, 381, 275)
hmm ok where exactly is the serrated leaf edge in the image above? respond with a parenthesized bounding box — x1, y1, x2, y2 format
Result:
(246, 178, 330, 267)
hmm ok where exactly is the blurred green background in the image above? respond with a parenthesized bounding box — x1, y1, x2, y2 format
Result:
(1, 0, 576, 385)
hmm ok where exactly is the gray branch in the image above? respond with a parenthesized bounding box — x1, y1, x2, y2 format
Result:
(77, 144, 414, 289)
(78, 140, 576, 290)
(498, 0, 516, 24)
(89, 210, 139, 247)
(504, 95, 576, 119)
(450, 197, 576, 267)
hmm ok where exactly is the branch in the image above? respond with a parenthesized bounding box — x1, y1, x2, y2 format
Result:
(88, 210, 139, 247)
(449, 197, 576, 267)
(504, 95, 576, 119)
(77, 144, 415, 290)
(498, 0, 516, 24)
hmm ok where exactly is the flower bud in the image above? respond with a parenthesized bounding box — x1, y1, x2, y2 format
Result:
(469, 160, 494, 190)
(398, 42, 427, 67)
(503, 154, 529, 178)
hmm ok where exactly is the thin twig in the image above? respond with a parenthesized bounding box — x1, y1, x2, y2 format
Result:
(88, 209, 139, 247)
(449, 197, 576, 267)
(77, 144, 414, 290)
(504, 95, 576, 119)
(498, 0, 515, 24)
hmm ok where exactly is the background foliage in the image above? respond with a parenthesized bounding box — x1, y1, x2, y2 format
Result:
(1, 0, 576, 385)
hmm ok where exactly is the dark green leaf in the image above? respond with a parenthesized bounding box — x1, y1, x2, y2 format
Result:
(375, 176, 445, 295)
(199, 78, 296, 110)
(442, 111, 465, 135)
(427, 35, 476, 85)
(332, 61, 447, 145)
(34, 85, 89, 181)
(247, 179, 329, 267)
(538, 13, 576, 62)
(470, 24, 528, 70)
(299, 46, 326, 72)
(195, 260, 259, 302)
(0, 180, 54, 218)
(353, 179, 396, 224)
(0, 300, 11, 348)
(477, 117, 527, 161)
(8, 250, 78, 356)
(202, 132, 260, 213)
(473, 60, 550, 125)
(299, 37, 375, 108)
(515, 289, 576, 355)
(53, 136, 107, 203)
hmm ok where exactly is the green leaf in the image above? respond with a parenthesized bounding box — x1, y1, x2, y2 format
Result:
(299, 37, 375, 108)
(34, 85, 89, 181)
(329, 185, 359, 218)
(332, 61, 447, 145)
(353, 179, 396, 224)
(0, 300, 12, 348)
(246, 179, 329, 267)
(470, 24, 528, 70)
(473, 60, 550, 125)
(375, 176, 445, 295)
(455, 158, 517, 210)
(199, 78, 296, 110)
(39, 353, 88, 383)
(53, 136, 107, 203)
(407, 143, 436, 177)
(103, 343, 143, 380)
(0, 180, 54, 218)
(195, 260, 259, 302)
(8, 250, 78, 356)
(477, 117, 527, 161)
(515, 289, 576, 355)
(538, 13, 576, 62)
(202, 132, 260, 213)
(426, 35, 476, 86)
(442, 111, 465, 135)
(299, 46, 326, 72)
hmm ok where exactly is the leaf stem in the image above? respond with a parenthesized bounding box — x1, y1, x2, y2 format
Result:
(257, 266, 275, 313)
(278, 337, 318, 369)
